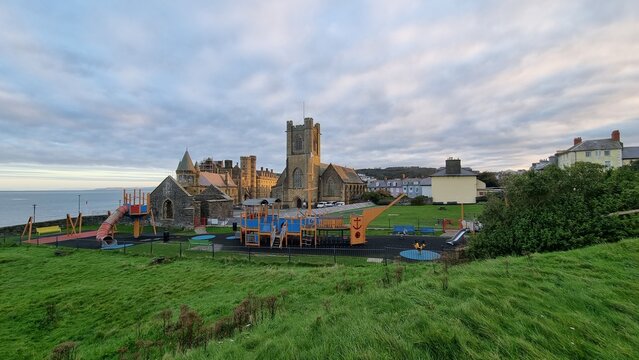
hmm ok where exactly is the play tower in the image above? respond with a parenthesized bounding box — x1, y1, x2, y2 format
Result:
(96, 189, 156, 246)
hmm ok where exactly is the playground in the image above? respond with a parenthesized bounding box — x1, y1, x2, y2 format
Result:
(16, 189, 474, 263)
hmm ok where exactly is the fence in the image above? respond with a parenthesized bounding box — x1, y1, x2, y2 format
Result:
(1, 232, 456, 266)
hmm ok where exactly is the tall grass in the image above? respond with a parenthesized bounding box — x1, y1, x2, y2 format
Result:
(1, 239, 638, 359)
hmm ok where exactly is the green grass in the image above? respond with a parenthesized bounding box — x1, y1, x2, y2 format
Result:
(1, 239, 638, 359)
(330, 204, 484, 235)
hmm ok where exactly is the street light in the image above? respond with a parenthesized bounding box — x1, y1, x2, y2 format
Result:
(32, 204, 37, 224)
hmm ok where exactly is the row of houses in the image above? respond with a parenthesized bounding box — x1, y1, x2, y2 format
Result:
(367, 158, 487, 204)
(532, 130, 639, 171)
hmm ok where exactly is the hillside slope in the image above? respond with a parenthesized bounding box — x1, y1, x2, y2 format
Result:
(1, 240, 638, 359)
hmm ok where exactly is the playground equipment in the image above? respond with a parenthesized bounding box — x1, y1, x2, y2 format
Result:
(446, 228, 468, 246)
(96, 189, 156, 246)
(21, 212, 82, 242)
(240, 194, 407, 248)
(349, 194, 406, 245)
(66, 213, 83, 235)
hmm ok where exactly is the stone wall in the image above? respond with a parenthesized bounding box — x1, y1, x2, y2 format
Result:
(150, 176, 195, 229)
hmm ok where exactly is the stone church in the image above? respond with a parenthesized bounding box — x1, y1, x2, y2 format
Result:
(149, 151, 234, 228)
(271, 118, 367, 208)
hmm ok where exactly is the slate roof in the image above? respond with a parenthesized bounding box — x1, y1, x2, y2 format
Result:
(242, 198, 281, 206)
(322, 163, 364, 184)
(177, 150, 196, 172)
(194, 185, 232, 201)
(566, 139, 622, 152)
(431, 167, 478, 177)
(622, 146, 639, 160)
(150, 176, 192, 197)
(199, 172, 237, 188)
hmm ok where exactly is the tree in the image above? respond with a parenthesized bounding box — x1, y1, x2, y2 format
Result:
(469, 163, 638, 258)
(477, 172, 500, 187)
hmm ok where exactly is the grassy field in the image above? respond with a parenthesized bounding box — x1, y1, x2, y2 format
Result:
(329, 204, 484, 235)
(1, 238, 638, 359)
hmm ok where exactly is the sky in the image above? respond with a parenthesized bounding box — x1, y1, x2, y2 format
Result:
(1, 0, 638, 190)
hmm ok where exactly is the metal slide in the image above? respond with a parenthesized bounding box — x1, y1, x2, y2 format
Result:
(96, 205, 128, 245)
(446, 228, 468, 246)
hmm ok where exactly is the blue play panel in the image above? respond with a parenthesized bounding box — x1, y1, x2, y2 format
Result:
(400, 249, 441, 261)
(191, 235, 216, 241)
(101, 243, 135, 250)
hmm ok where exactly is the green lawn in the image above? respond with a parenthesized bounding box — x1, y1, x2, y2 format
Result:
(2, 238, 638, 359)
(331, 204, 484, 231)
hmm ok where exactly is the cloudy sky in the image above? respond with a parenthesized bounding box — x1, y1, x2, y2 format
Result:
(1, 1, 638, 190)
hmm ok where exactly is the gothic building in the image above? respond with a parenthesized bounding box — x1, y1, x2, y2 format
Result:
(271, 118, 367, 208)
(150, 151, 234, 228)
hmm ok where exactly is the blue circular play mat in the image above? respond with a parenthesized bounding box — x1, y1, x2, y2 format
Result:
(191, 235, 216, 241)
(399, 249, 441, 261)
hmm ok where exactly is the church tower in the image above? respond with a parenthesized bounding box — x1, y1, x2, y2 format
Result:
(285, 118, 321, 208)
(176, 150, 199, 194)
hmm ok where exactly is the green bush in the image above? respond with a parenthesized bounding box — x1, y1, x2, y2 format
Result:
(410, 195, 429, 205)
(469, 163, 639, 258)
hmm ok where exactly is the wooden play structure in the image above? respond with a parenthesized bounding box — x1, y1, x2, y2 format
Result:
(240, 194, 407, 248)
(95, 189, 157, 246)
(20, 212, 83, 242)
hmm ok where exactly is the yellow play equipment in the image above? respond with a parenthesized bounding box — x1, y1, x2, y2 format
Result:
(349, 194, 406, 245)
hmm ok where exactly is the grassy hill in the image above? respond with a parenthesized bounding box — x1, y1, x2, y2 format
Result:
(1, 239, 638, 359)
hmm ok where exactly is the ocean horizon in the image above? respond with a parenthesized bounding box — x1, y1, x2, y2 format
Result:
(0, 188, 154, 228)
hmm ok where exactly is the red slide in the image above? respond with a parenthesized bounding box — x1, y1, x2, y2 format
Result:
(96, 205, 128, 244)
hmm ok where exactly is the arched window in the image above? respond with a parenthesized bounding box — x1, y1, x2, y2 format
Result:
(327, 177, 337, 196)
(293, 168, 303, 188)
(163, 199, 174, 219)
(294, 135, 303, 152)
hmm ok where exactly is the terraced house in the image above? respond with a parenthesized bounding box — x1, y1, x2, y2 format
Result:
(556, 130, 624, 169)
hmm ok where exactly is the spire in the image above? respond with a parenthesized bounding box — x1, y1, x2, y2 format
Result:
(177, 150, 196, 172)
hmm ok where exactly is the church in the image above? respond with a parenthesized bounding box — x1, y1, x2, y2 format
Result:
(271, 118, 367, 208)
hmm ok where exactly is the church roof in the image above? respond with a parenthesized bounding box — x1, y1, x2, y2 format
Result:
(177, 150, 196, 172)
(199, 172, 237, 188)
(150, 176, 192, 198)
(323, 163, 364, 184)
(195, 185, 232, 201)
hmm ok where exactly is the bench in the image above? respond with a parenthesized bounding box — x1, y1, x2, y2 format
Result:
(392, 225, 415, 235)
(419, 227, 436, 235)
(36, 225, 62, 236)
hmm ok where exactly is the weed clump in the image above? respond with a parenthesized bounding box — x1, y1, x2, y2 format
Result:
(49, 341, 77, 360)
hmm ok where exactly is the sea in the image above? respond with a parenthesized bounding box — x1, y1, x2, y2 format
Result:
(0, 189, 153, 228)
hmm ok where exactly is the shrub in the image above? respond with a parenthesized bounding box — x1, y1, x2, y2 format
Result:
(410, 196, 429, 206)
(469, 163, 639, 258)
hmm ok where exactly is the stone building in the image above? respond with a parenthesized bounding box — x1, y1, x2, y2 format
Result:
(271, 118, 367, 208)
(150, 175, 233, 229)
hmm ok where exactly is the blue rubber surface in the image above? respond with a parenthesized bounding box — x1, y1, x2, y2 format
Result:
(225, 236, 240, 240)
(191, 235, 216, 241)
(399, 249, 441, 261)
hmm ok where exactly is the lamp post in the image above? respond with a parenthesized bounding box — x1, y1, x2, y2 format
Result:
(78, 194, 81, 214)
(32, 203, 37, 225)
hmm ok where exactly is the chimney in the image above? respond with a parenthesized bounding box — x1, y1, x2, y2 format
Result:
(574, 137, 582, 146)
(445, 158, 461, 175)
(611, 130, 620, 142)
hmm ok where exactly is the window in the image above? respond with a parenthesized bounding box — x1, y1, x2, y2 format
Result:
(163, 200, 173, 219)
(605, 160, 611, 169)
(585, 151, 591, 157)
(293, 168, 303, 188)
(294, 135, 303, 152)
(604, 150, 610, 156)
(326, 177, 338, 196)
